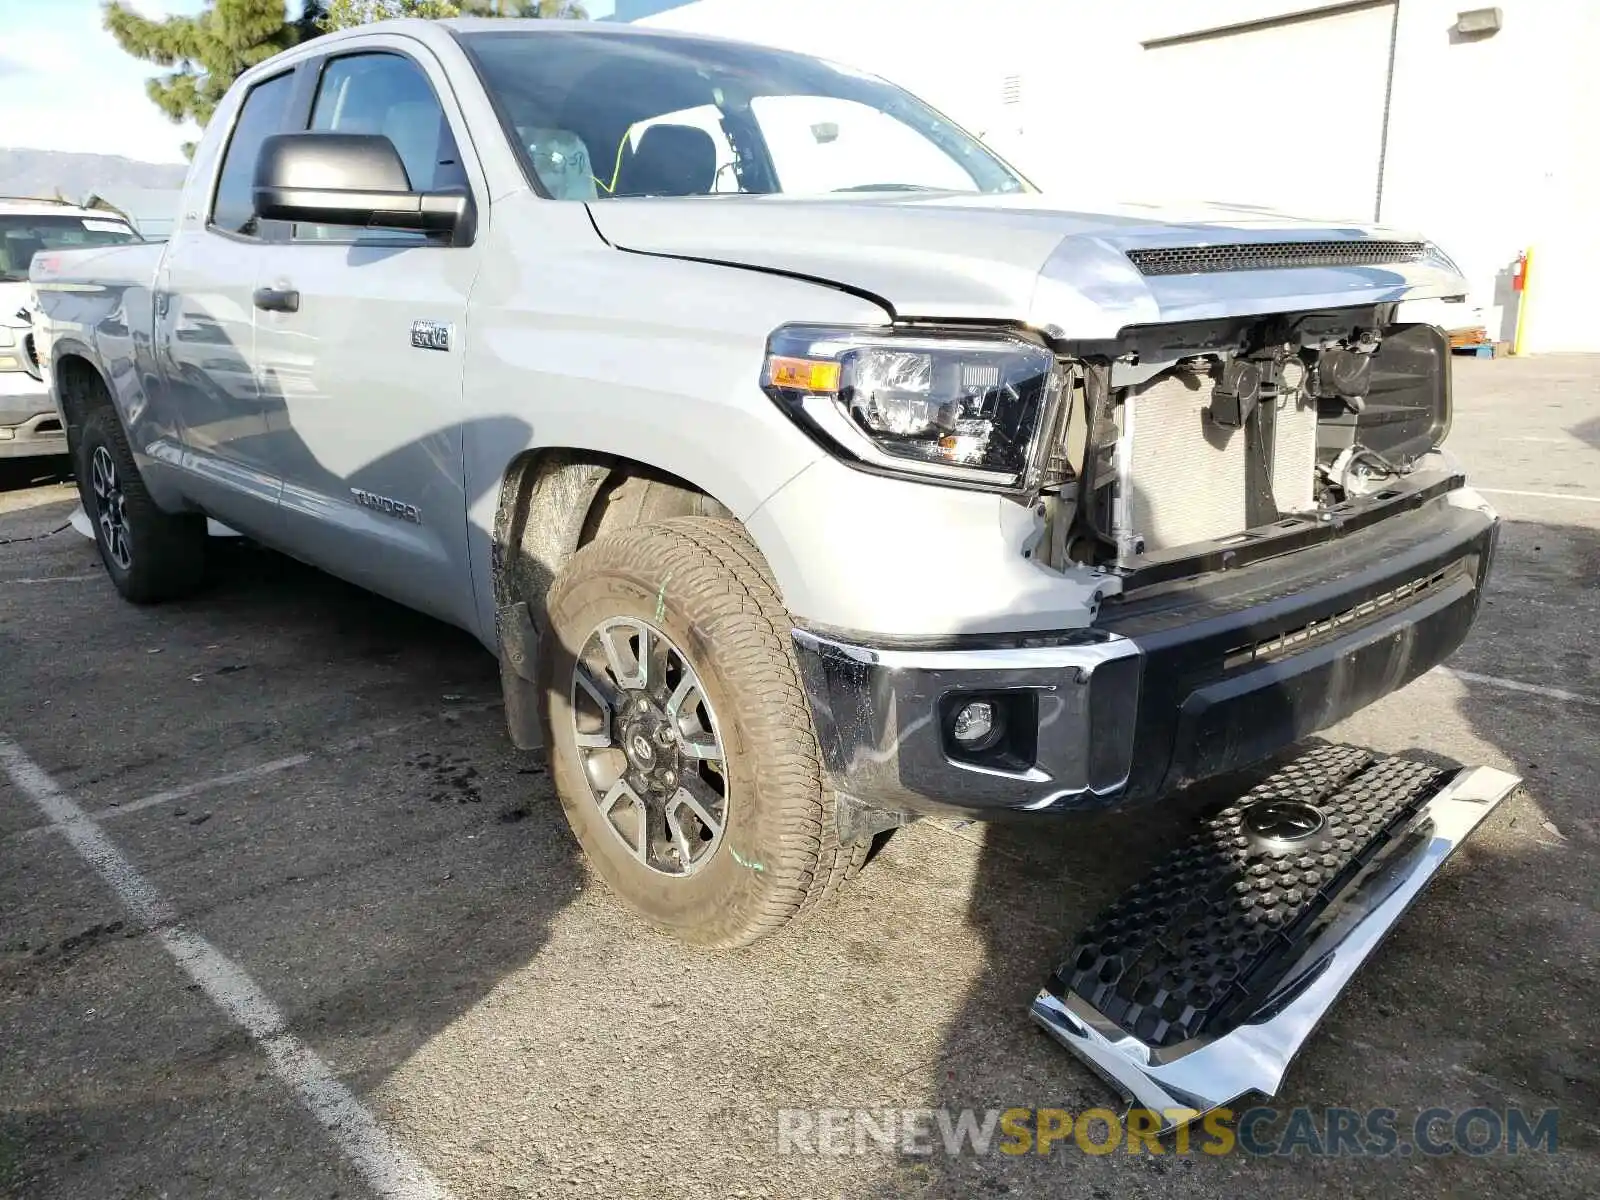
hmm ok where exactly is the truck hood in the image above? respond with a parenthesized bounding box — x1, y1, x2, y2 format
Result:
(586, 192, 1467, 339)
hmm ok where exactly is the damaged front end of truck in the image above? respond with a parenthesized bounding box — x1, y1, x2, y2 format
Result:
(771, 229, 1517, 1127)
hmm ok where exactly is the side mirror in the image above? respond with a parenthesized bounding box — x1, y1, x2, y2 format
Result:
(252, 132, 472, 244)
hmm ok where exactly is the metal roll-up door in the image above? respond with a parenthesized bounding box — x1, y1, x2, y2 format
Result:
(1125, 2, 1399, 221)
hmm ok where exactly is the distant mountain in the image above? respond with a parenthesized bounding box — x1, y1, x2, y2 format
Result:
(0, 148, 187, 202)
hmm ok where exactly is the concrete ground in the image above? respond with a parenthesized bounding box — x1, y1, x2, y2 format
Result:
(1, 355, 1596, 1199)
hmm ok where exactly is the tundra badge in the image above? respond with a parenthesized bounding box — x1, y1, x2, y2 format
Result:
(411, 320, 453, 352)
(350, 488, 422, 525)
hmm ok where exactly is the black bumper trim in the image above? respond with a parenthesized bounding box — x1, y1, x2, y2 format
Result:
(1101, 495, 1497, 803)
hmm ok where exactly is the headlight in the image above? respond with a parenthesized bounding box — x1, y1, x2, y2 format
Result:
(762, 325, 1066, 493)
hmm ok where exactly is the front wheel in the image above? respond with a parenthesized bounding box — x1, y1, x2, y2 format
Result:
(539, 517, 865, 948)
(75, 407, 207, 603)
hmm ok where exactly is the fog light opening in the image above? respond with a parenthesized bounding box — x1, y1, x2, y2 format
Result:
(951, 699, 1004, 752)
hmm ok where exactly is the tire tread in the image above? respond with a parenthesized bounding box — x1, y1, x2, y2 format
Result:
(544, 516, 860, 945)
(78, 407, 206, 603)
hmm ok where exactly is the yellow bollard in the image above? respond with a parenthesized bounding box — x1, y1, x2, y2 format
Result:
(1512, 246, 1534, 356)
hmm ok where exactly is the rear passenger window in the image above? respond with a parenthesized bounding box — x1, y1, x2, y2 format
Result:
(211, 71, 295, 238)
(297, 52, 468, 243)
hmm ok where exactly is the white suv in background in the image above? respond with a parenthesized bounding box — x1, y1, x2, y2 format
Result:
(1, 198, 138, 459)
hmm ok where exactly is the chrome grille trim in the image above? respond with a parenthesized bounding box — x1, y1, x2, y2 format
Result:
(1127, 240, 1429, 276)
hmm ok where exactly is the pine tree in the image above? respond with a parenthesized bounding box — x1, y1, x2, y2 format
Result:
(318, 0, 462, 27)
(460, 0, 588, 14)
(103, 0, 327, 136)
(317, 0, 586, 31)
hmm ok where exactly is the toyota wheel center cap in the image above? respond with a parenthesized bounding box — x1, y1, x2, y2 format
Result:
(1244, 799, 1327, 845)
(627, 731, 657, 769)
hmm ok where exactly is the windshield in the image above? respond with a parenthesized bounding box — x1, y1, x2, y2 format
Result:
(0, 213, 138, 282)
(460, 29, 1029, 200)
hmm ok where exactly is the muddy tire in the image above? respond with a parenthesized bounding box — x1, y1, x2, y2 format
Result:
(76, 407, 206, 603)
(539, 516, 861, 947)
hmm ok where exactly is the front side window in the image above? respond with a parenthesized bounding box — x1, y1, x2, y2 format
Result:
(299, 52, 469, 242)
(0, 215, 137, 282)
(212, 71, 295, 237)
(461, 30, 1028, 200)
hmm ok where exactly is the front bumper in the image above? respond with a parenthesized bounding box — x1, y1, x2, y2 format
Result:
(792, 488, 1498, 818)
(0, 410, 68, 459)
(0, 362, 63, 459)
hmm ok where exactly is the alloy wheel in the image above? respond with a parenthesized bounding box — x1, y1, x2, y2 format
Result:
(569, 616, 729, 876)
(90, 445, 132, 571)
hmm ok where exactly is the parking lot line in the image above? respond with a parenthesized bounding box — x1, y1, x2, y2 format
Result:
(4, 701, 507, 846)
(1438, 666, 1599, 708)
(0, 736, 456, 1200)
(1476, 487, 1600, 504)
(105, 753, 315, 818)
(3, 574, 104, 584)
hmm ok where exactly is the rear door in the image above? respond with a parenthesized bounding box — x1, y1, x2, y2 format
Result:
(251, 41, 483, 628)
(159, 67, 298, 535)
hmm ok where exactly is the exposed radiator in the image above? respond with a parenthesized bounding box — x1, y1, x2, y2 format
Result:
(1118, 365, 1319, 553)
(1272, 391, 1320, 514)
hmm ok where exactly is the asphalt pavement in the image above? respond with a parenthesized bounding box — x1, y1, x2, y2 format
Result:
(1, 354, 1596, 1198)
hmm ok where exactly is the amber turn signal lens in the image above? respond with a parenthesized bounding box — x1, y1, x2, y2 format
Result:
(767, 355, 841, 394)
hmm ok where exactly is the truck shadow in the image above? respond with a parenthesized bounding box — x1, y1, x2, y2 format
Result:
(0, 454, 70, 494)
(0, 390, 597, 1196)
(0, 530, 591, 1196)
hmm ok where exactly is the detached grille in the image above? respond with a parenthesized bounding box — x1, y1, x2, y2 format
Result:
(1127, 240, 1429, 277)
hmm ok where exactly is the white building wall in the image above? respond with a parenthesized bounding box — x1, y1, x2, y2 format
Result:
(638, 0, 1599, 351)
(1380, 0, 1598, 352)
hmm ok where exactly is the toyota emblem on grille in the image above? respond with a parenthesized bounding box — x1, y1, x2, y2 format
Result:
(1244, 799, 1327, 845)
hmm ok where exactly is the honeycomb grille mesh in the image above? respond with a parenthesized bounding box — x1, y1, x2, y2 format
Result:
(1050, 747, 1448, 1048)
(1127, 240, 1429, 276)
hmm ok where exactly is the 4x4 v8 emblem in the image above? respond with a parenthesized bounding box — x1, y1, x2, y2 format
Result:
(411, 320, 453, 352)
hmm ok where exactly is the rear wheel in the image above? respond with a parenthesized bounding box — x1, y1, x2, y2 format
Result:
(539, 516, 864, 947)
(76, 407, 206, 603)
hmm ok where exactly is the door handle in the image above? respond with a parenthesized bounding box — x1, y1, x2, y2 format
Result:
(253, 286, 300, 313)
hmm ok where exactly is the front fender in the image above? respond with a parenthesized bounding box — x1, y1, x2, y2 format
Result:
(459, 197, 891, 644)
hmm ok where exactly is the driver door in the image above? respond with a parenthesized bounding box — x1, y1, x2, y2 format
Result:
(251, 45, 483, 629)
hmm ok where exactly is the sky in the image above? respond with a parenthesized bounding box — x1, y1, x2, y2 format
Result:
(1, 0, 210, 163)
(0, 0, 615, 165)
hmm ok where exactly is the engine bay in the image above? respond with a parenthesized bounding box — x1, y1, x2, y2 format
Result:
(1051, 306, 1454, 585)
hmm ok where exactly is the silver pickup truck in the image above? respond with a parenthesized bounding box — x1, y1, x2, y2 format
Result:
(33, 19, 1501, 973)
